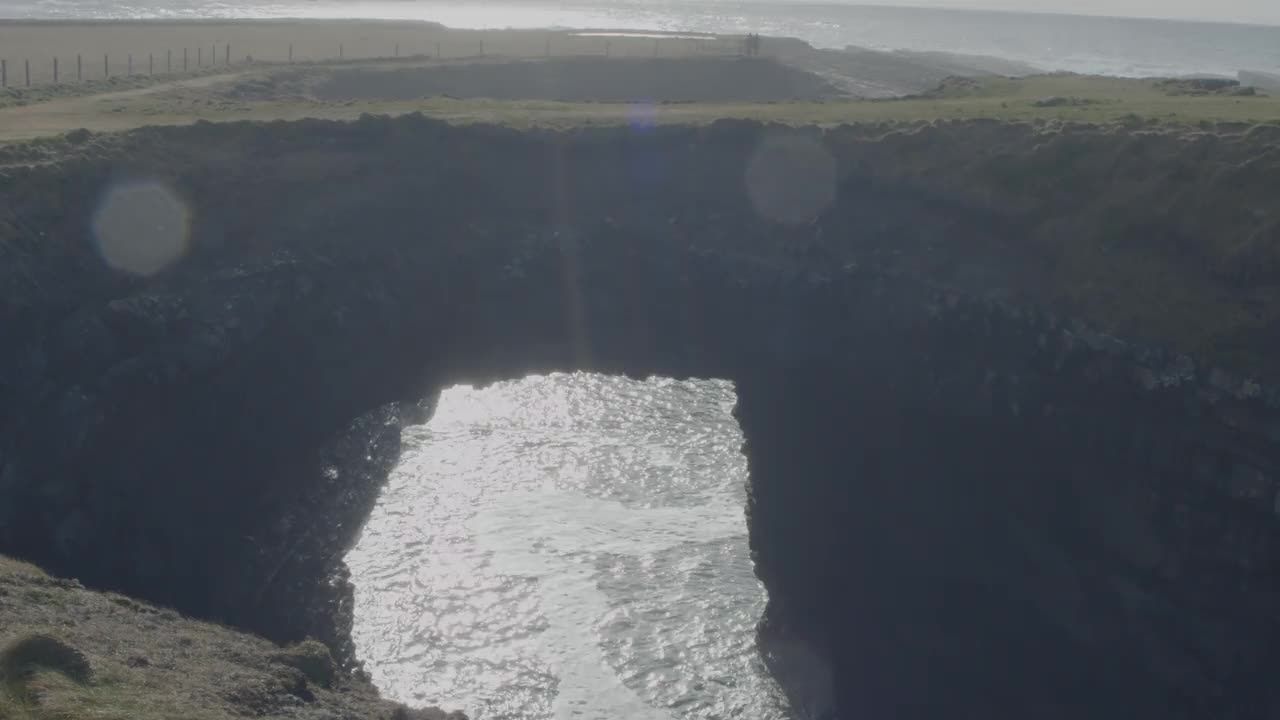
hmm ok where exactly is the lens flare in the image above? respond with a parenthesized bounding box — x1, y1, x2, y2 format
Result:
(627, 102, 658, 130)
(93, 181, 191, 276)
(745, 134, 837, 226)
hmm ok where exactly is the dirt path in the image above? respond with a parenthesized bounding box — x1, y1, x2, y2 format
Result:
(0, 71, 245, 142)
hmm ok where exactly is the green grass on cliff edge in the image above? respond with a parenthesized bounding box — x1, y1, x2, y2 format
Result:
(137, 73, 1280, 127)
(2, 71, 1279, 143)
(255, 73, 1280, 126)
(0, 554, 460, 720)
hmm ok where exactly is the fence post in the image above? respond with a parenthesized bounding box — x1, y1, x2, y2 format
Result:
(53, 57, 58, 83)
(479, 40, 484, 56)
(24, 59, 29, 87)
(288, 44, 293, 62)
(104, 54, 108, 78)
(167, 49, 171, 72)
(198, 47, 202, 67)
(211, 43, 215, 64)
(183, 48, 188, 71)
(149, 53, 153, 76)
(339, 44, 343, 59)
(436, 42, 441, 59)
(77, 53, 82, 80)
(225, 44, 230, 65)
(127, 54, 132, 76)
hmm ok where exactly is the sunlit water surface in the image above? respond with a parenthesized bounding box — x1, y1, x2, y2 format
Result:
(345, 373, 791, 720)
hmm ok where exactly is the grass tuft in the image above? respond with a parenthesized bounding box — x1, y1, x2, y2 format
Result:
(0, 634, 92, 687)
(0, 633, 92, 718)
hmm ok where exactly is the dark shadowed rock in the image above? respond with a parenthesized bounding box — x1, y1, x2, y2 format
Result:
(272, 640, 338, 689)
(1032, 95, 1099, 107)
(1158, 77, 1243, 95)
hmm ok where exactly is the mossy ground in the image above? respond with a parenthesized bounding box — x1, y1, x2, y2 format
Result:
(0, 555, 460, 720)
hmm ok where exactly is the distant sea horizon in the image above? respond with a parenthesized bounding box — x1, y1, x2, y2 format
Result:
(1, 0, 1278, 77)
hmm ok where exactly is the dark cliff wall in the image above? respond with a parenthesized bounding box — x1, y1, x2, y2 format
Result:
(736, 277, 1280, 719)
(2, 117, 1279, 717)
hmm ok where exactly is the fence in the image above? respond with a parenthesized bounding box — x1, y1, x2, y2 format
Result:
(0, 34, 749, 89)
(0, 44, 269, 88)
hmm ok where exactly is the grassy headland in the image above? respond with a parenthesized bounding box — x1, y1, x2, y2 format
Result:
(1, 60, 1278, 144)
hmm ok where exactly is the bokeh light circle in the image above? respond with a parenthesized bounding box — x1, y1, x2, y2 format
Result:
(93, 180, 191, 276)
(745, 134, 837, 226)
(627, 102, 658, 130)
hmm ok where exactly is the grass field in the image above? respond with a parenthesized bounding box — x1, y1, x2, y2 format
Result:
(2, 66, 1278, 145)
(199, 74, 1280, 126)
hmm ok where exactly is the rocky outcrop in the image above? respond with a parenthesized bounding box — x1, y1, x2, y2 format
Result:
(2, 116, 1280, 718)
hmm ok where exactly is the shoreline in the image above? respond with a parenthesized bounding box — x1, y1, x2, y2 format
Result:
(0, 21, 747, 86)
(2, 16, 1276, 81)
(1, 6, 1277, 30)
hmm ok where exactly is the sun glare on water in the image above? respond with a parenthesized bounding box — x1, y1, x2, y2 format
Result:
(346, 373, 791, 720)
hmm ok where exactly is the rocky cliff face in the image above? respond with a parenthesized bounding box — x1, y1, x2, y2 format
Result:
(737, 284, 1280, 719)
(2, 116, 1279, 718)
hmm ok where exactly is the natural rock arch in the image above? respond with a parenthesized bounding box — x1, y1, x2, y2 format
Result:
(2, 117, 1279, 719)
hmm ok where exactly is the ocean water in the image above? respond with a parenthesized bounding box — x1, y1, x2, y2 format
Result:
(1, 0, 1278, 77)
(344, 373, 793, 720)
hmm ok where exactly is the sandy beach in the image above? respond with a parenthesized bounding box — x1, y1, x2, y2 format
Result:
(0, 19, 740, 85)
